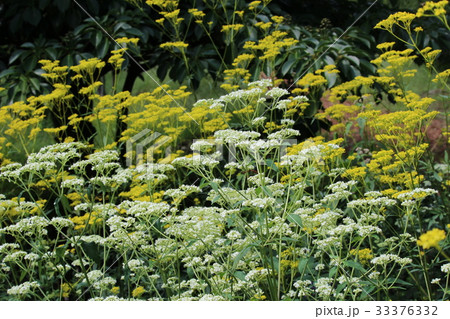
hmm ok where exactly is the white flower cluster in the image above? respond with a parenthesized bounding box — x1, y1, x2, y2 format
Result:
(441, 263, 450, 274)
(165, 185, 201, 199)
(347, 197, 396, 209)
(61, 177, 85, 190)
(219, 87, 264, 103)
(248, 79, 273, 89)
(267, 128, 299, 140)
(7, 281, 40, 296)
(266, 87, 289, 99)
(190, 140, 217, 152)
(70, 150, 119, 173)
(371, 254, 412, 266)
(242, 197, 276, 209)
(396, 188, 438, 201)
(1, 216, 49, 237)
(193, 98, 224, 110)
(251, 116, 266, 126)
(119, 201, 170, 218)
(172, 152, 221, 169)
(214, 129, 260, 144)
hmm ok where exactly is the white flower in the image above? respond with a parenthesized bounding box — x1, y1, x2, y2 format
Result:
(368, 271, 380, 280)
(267, 128, 300, 140)
(266, 87, 289, 99)
(292, 95, 308, 102)
(7, 281, 40, 296)
(251, 116, 266, 126)
(199, 294, 226, 301)
(248, 79, 273, 89)
(431, 278, 441, 284)
(214, 129, 260, 144)
(3, 251, 27, 262)
(190, 140, 216, 152)
(441, 263, 450, 274)
(50, 217, 74, 229)
(226, 230, 241, 240)
(127, 259, 145, 272)
(275, 99, 290, 110)
(61, 178, 85, 189)
(281, 119, 295, 126)
(242, 197, 276, 209)
(247, 174, 273, 186)
(315, 263, 325, 271)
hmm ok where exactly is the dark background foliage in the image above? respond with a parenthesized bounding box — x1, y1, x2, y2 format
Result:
(0, 0, 448, 104)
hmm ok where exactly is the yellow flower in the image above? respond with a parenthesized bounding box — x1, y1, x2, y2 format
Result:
(160, 41, 189, 50)
(116, 37, 139, 45)
(417, 228, 446, 249)
(221, 24, 245, 32)
(111, 286, 120, 295)
(350, 248, 374, 265)
(61, 283, 71, 298)
(132, 286, 146, 298)
(271, 16, 284, 24)
(249, 1, 261, 10)
(188, 8, 205, 20)
(374, 12, 416, 31)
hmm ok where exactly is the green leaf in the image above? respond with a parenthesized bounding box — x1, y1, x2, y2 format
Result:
(324, 72, 337, 88)
(55, 244, 67, 261)
(45, 47, 57, 60)
(346, 55, 360, 67)
(56, 0, 70, 12)
(298, 257, 314, 275)
(233, 271, 246, 281)
(114, 22, 131, 33)
(81, 242, 102, 265)
(0, 69, 16, 78)
(9, 50, 25, 64)
(23, 56, 38, 73)
(287, 214, 302, 227)
(23, 7, 42, 26)
(281, 56, 296, 76)
(343, 260, 366, 273)
(29, 77, 41, 91)
(265, 159, 279, 173)
(233, 244, 257, 269)
(97, 39, 110, 59)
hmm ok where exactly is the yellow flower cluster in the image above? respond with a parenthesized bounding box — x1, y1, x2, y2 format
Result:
(416, 1, 448, 18)
(188, 8, 205, 22)
(108, 48, 127, 70)
(417, 228, 447, 249)
(116, 37, 139, 46)
(71, 58, 105, 82)
(359, 109, 438, 150)
(160, 41, 189, 51)
(365, 145, 428, 188)
(132, 286, 146, 297)
(146, 0, 178, 10)
(350, 248, 374, 265)
(374, 12, 416, 32)
(221, 24, 245, 33)
(69, 211, 103, 231)
(244, 30, 298, 61)
(39, 60, 68, 83)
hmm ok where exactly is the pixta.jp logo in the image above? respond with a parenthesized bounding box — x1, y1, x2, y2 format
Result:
(126, 129, 172, 167)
